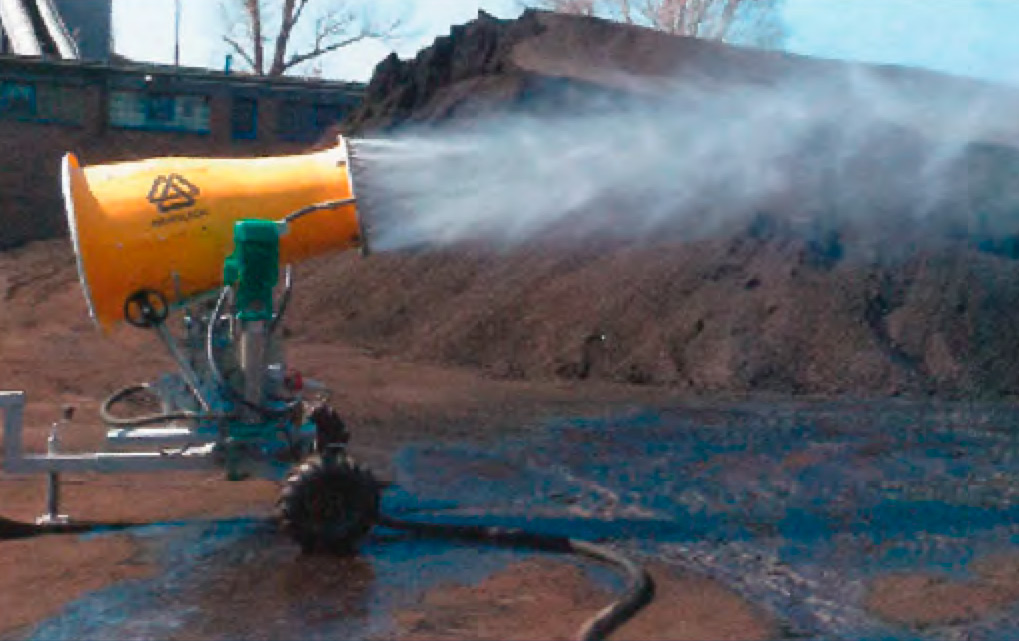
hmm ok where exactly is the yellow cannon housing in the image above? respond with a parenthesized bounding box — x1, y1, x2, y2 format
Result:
(0, 138, 387, 553)
(62, 138, 368, 330)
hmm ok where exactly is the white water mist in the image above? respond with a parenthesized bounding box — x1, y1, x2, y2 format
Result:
(350, 66, 1019, 253)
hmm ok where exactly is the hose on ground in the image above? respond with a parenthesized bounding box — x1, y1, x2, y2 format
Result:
(0, 510, 653, 640)
(569, 539, 654, 641)
(0, 516, 141, 540)
(377, 513, 654, 641)
(100, 383, 234, 428)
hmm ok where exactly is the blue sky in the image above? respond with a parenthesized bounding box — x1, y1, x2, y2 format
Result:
(113, 0, 1019, 86)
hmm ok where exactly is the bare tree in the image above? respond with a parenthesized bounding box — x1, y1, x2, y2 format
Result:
(221, 0, 401, 77)
(546, 0, 597, 15)
(528, 0, 784, 47)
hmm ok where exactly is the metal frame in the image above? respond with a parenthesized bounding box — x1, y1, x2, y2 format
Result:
(1, 390, 216, 475)
(1, 211, 332, 524)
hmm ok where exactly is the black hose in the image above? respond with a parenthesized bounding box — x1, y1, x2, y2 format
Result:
(0, 510, 653, 639)
(0, 516, 141, 541)
(100, 383, 234, 428)
(569, 539, 655, 641)
(377, 513, 654, 641)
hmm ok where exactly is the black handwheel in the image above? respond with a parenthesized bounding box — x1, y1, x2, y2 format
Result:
(124, 289, 170, 329)
(278, 454, 380, 555)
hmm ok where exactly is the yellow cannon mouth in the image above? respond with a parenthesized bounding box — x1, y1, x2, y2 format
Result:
(61, 138, 368, 331)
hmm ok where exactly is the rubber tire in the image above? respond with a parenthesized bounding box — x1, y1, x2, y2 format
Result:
(277, 454, 380, 555)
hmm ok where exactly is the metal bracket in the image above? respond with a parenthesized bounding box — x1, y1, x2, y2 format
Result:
(2, 390, 216, 475)
(155, 323, 213, 412)
(37, 410, 71, 525)
(1, 391, 25, 473)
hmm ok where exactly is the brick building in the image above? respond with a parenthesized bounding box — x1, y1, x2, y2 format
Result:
(0, 55, 365, 248)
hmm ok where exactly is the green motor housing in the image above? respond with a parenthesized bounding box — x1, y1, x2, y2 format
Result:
(223, 219, 281, 322)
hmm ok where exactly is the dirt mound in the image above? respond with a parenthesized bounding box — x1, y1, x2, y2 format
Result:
(344, 10, 1019, 145)
(289, 227, 1019, 397)
(309, 11, 1019, 397)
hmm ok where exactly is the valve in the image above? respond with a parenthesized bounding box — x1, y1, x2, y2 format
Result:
(124, 289, 170, 329)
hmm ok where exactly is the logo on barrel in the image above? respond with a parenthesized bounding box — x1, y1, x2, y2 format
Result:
(147, 174, 200, 213)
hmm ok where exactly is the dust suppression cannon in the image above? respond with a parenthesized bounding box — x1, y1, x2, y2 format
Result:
(0, 138, 658, 641)
(1, 139, 381, 553)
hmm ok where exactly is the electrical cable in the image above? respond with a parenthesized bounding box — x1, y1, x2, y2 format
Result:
(280, 198, 357, 225)
(376, 513, 654, 641)
(205, 285, 301, 419)
(204, 285, 233, 398)
(268, 265, 293, 335)
(100, 383, 234, 428)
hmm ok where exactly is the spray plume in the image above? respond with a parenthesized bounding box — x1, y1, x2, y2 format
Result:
(349, 67, 1019, 256)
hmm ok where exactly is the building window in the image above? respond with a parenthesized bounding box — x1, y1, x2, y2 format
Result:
(0, 81, 37, 117)
(0, 81, 84, 124)
(232, 97, 258, 140)
(109, 90, 210, 133)
(144, 94, 176, 123)
(36, 83, 85, 124)
(277, 100, 346, 142)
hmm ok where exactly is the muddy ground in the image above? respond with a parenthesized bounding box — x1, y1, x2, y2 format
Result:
(3, 13, 1019, 638)
(3, 241, 1019, 640)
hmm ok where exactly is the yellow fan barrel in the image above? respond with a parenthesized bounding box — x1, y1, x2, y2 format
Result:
(62, 141, 366, 331)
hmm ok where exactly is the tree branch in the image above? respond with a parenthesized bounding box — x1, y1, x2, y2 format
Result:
(280, 33, 368, 72)
(712, 0, 741, 39)
(242, 0, 263, 75)
(221, 0, 408, 76)
(619, 0, 633, 23)
(270, 0, 299, 76)
(222, 35, 257, 70)
(536, 0, 778, 44)
(291, 0, 312, 28)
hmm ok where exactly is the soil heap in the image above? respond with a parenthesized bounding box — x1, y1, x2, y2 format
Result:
(293, 10, 1019, 398)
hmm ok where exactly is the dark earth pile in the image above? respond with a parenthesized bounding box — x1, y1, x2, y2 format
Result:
(295, 10, 1019, 398)
(290, 227, 1019, 397)
(343, 10, 1019, 144)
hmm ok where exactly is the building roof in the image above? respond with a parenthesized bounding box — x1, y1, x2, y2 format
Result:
(0, 53, 367, 95)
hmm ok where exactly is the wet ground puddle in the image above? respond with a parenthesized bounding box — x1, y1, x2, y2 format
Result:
(21, 400, 1019, 640)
